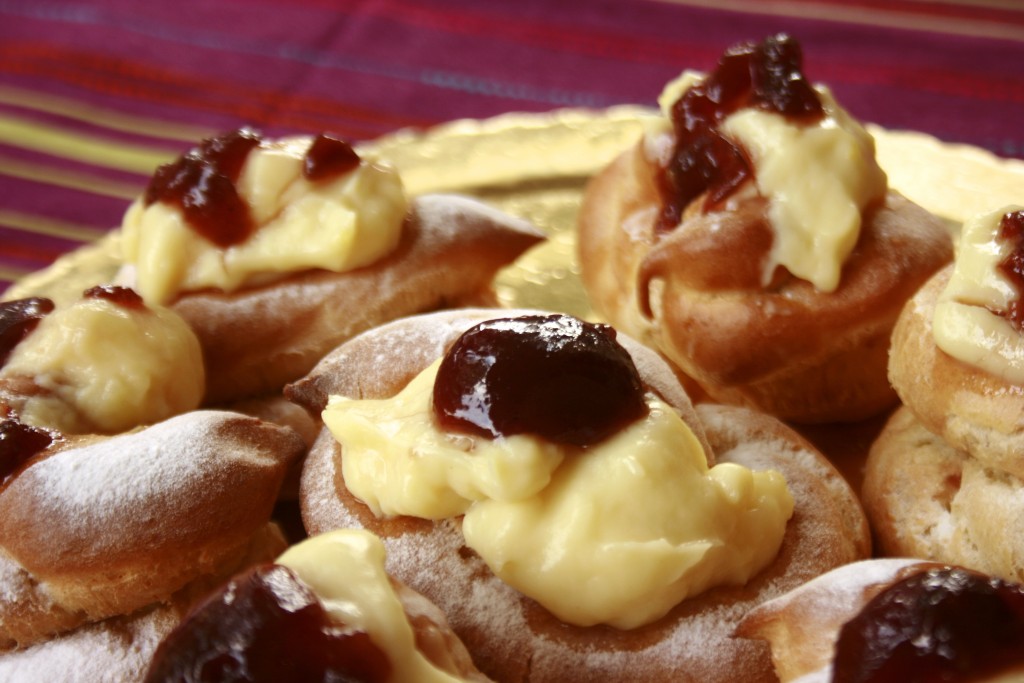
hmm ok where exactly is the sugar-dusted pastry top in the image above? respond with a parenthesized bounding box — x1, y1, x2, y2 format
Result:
(0, 409, 303, 651)
(0, 285, 203, 434)
(121, 129, 408, 305)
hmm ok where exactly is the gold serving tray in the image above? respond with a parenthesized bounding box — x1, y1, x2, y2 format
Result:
(10, 105, 1023, 318)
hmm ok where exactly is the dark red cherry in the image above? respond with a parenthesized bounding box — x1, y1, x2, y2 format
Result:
(0, 297, 54, 367)
(996, 209, 1024, 329)
(832, 566, 1024, 683)
(656, 34, 824, 232)
(304, 134, 361, 181)
(144, 128, 262, 247)
(83, 285, 146, 310)
(432, 314, 648, 447)
(144, 564, 392, 683)
(0, 416, 53, 486)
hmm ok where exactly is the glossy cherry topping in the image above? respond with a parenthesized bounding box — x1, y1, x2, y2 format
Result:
(304, 133, 362, 181)
(0, 297, 55, 367)
(996, 209, 1024, 329)
(144, 128, 262, 248)
(832, 566, 1024, 683)
(145, 563, 392, 683)
(83, 285, 146, 310)
(0, 413, 53, 486)
(432, 314, 649, 447)
(656, 34, 824, 232)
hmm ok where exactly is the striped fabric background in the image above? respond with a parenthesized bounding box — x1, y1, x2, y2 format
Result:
(1, 0, 1023, 292)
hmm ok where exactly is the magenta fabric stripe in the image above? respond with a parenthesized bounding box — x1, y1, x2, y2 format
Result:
(1, 0, 1022, 291)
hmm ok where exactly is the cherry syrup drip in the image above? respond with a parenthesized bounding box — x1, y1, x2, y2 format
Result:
(144, 128, 263, 248)
(304, 133, 362, 181)
(656, 34, 824, 233)
(996, 209, 1024, 329)
(832, 566, 1024, 683)
(144, 564, 392, 683)
(0, 414, 53, 486)
(0, 297, 55, 367)
(432, 314, 648, 448)
(83, 285, 146, 311)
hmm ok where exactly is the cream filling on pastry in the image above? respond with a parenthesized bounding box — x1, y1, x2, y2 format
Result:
(121, 135, 408, 305)
(0, 295, 204, 434)
(651, 71, 888, 293)
(277, 529, 472, 683)
(323, 361, 793, 629)
(933, 205, 1024, 383)
(721, 90, 887, 292)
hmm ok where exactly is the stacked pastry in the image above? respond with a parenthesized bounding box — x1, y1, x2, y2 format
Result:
(116, 128, 544, 405)
(864, 205, 1024, 585)
(576, 33, 953, 423)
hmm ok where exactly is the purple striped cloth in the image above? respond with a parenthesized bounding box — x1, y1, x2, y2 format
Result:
(2, 0, 1023, 291)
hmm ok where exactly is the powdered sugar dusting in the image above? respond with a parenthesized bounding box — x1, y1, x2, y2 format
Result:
(1, 410, 290, 568)
(413, 195, 541, 246)
(0, 604, 179, 682)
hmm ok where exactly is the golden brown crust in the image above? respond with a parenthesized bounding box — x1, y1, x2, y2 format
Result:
(0, 411, 303, 651)
(173, 194, 544, 404)
(862, 406, 1024, 584)
(736, 558, 939, 682)
(296, 309, 871, 683)
(0, 523, 287, 679)
(889, 265, 1024, 480)
(577, 141, 953, 423)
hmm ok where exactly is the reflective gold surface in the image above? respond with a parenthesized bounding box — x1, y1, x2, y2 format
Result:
(7, 106, 1024, 317)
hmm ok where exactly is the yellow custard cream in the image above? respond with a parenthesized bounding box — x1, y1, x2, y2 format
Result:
(654, 70, 888, 293)
(121, 136, 408, 305)
(0, 295, 204, 433)
(277, 529, 473, 683)
(324, 360, 564, 520)
(323, 362, 794, 629)
(933, 205, 1024, 383)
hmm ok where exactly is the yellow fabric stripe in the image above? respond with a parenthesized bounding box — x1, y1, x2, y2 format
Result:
(0, 153, 142, 199)
(0, 85, 213, 143)
(0, 113, 175, 175)
(0, 264, 31, 283)
(653, 0, 1024, 41)
(0, 209, 108, 242)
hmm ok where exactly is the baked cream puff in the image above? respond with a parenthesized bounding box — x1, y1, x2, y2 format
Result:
(577, 34, 952, 423)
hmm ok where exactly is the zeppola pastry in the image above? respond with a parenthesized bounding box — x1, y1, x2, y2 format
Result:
(577, 34, 952, 423)
(865, 205, 1024, 584)
(0, 286, 204, 435)
(145, 528, 492, 682)
(118, 128, 545, 404)
(289, 308, 870, 683)
(737, 559, 1024, 682)
(0, 409, 304, 677)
